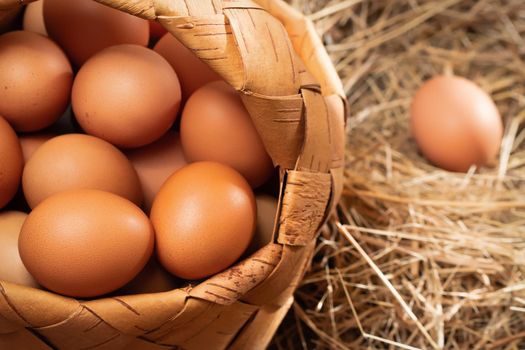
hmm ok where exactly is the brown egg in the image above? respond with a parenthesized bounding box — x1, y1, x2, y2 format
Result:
(181, 81, 274, 188)
(0, 31, 73, 132)
(127, 131, 187, 213)
(23, 134, 143, 208)
(0, 211, 38, 288)
(23, 0, 47, 36)
(72, 45, 181, 148)
(154, 33, 221, 101)
(19, 190, 154, 297)
(151, 162, 256, 280)
(0, 116, 23, 209)
(247, 195, 279, 254)
(43, 0, 149, 67)
(411, 75, 503, 172)
(19, 133, 54, 163)
(118, 257, 180, 295)
(18, 108, 79, 165)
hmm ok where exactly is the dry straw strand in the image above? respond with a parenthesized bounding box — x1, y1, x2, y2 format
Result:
(274, 0, 525, 349)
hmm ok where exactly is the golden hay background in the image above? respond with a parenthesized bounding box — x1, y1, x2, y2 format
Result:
(274, 0, 525, 349)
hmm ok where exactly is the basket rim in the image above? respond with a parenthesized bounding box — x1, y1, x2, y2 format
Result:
(0, 3, 346, 342)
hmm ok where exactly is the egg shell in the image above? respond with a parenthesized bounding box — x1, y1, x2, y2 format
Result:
(151, 162, 256, 280)
(19, 133, 54, 163)
(246, 195, 279, 255)
(0, 31, 73, 132)
(181, 81, 274, 188)
(154, 33, 221, 101)
(126, 131, 187, 213)
(0, 211, 39, 288)
(19, 189, 154, 298)
(43, 0, 149, 67)
(72, 45, 181, 149)
(0, 116, 23, 209)
(22, 134, 143, 208)
(411, 75, 503, 172)
(18, 107, 79, 165)
(23, 1, 47, 36)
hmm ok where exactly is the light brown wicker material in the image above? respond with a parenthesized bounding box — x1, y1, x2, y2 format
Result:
(0, 1, 345, 349)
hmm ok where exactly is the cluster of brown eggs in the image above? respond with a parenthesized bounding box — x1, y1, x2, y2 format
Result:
(0, 0, 278, 298)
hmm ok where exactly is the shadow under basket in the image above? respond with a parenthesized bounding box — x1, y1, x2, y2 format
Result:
(0, 0, 346, 349)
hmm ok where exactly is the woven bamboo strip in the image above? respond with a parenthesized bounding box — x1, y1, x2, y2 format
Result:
(0, 1, 345, 348)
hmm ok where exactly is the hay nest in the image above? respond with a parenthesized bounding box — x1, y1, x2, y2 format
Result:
(274, 0, 525, 348)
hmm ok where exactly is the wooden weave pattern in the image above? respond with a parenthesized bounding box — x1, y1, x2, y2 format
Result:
(0, 1, 345, 349)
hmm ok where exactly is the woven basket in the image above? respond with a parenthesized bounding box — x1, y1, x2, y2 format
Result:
(0, 1, 346, 349)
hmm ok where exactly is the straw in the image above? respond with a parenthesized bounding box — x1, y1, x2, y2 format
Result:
(273, 0, 525, 348)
